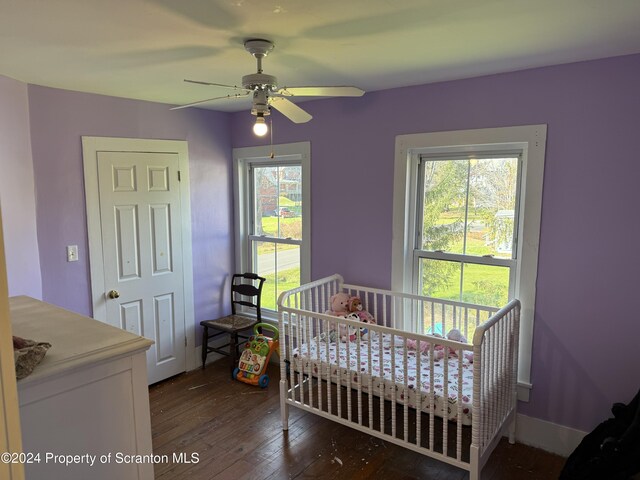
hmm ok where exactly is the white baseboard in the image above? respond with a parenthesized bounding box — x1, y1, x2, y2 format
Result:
(516, 413, 586, 457)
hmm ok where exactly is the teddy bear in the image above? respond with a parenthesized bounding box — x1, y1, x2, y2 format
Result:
(326, 294, 377, 342)
(326, 292, 350, 317)
(347, 296, 376, 325)
(348, 296, 362, 312)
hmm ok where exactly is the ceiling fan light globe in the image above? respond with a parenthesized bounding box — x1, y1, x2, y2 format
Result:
(253, 117, 268, 136)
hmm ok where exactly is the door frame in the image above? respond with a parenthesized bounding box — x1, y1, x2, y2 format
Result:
(0, 204, 25, 480)
(82, 136, 196, 372)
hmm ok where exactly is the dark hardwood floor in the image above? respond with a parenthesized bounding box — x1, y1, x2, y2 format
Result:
(149, 360, 565, 479)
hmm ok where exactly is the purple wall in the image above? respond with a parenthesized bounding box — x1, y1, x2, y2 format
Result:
(0, 75, 42, 298)
(27, 86, 234, 327)
(231, 54, 640, 432)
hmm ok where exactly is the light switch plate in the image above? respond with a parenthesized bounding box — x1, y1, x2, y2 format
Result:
(67, 245, 78, 262)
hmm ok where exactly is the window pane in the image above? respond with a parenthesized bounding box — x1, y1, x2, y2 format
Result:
(252, 240, 300, 311)
(419, 258, 462, 302)
(460, 263, 510, 307)
(467, 158, 518, 259)
(422, 160, 468, 254)
(420, 258, 509, 307)
(254, 166, 279, 236)
(421, 157, 519, 259)
(253, 165, 302, 240)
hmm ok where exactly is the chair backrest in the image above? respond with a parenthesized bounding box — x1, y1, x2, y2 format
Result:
(230, 273, 266, 321)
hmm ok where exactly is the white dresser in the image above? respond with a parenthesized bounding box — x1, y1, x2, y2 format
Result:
(10, 296, 154, 480)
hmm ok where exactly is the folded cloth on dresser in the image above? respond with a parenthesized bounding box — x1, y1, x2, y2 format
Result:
(13, 335, 51, 380)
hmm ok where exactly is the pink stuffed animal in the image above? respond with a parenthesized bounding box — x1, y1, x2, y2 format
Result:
(406, 333, 446, 360)
(446, 328, 467, 343)
(446, 328, 473, 363)
(406, 338, 430, 353)
(354, 310, 375, 324)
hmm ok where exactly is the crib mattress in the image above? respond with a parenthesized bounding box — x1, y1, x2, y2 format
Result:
(291, 332, 474, 425)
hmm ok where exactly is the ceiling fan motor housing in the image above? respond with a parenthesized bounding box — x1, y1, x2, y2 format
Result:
(242, 73, 278, 92)
(251, 89, 270, 116)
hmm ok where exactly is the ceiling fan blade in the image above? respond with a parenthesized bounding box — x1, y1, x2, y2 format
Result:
(277, 86, 365, 97)
(184, 79, 247, 91)
(269, 97, 313, 123)
(170, 92, 250, 110)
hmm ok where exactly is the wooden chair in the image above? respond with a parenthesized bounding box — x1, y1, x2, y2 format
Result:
(200, 273, 266, 375)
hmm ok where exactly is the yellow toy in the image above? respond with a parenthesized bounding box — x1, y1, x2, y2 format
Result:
(233, 323, 279, 388)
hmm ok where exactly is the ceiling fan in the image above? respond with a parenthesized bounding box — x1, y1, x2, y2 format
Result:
(171, 39, 365, 136)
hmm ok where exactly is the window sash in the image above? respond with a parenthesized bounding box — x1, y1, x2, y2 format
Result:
(248, 235, 302, 247)
(249, 161, 302, 239)
(413, 249, 515, 267)
(415, 154, 523, 260)
(412, 250, 517, 304)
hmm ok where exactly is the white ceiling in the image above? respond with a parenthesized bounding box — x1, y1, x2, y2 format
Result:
(2, 0, 640, 112)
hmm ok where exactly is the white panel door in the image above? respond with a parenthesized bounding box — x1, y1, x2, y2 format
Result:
(97, 152, 186, 384)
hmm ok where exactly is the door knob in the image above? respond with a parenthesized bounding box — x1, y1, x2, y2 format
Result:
(108, 290, 120, 299)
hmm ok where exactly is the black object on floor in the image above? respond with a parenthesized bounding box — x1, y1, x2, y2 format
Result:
(560, 388, 640, 480)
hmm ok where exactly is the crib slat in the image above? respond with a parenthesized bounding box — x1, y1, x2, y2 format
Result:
(337, 319, 343, 420)
(383, 294, 388, 327)
(288, 310, 296, 404)
(379, 329, 384, 435)
(416, 339, 422, 449)
(391, 333, 397, 439)
(368, 330, 373, 429)
(464, 308, 469, 341)
(306, 311, 313, 408)
(443, 344, 449, 457)
(490, 330, 497, 444)
(431, 301, 435, 335)
(403, 336, 409, 442)
(453, 304, 457, 331)
(325, 316, 332, 416)
(346, 320, 352, 423)
(296, 295, 304, 407)
(315, 289, 322, 413)
(429, 344, 435, 451)
(357, 327, 363, 426)
(457, 346, 464, 461)
(373, 293, 378, 326)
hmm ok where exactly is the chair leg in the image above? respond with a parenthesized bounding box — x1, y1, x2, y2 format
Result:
(201, 326, 208, 369)
(229, 333, 237, 378)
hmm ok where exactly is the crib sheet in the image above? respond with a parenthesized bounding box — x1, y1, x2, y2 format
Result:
(291, 332, 474, 425)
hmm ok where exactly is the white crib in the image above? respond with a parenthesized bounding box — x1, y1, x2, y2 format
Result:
(277, 274, 520, 480)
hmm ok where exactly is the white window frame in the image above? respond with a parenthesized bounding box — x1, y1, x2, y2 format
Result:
(392, 125, 547, 401)
(233, 142, 311, 320)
